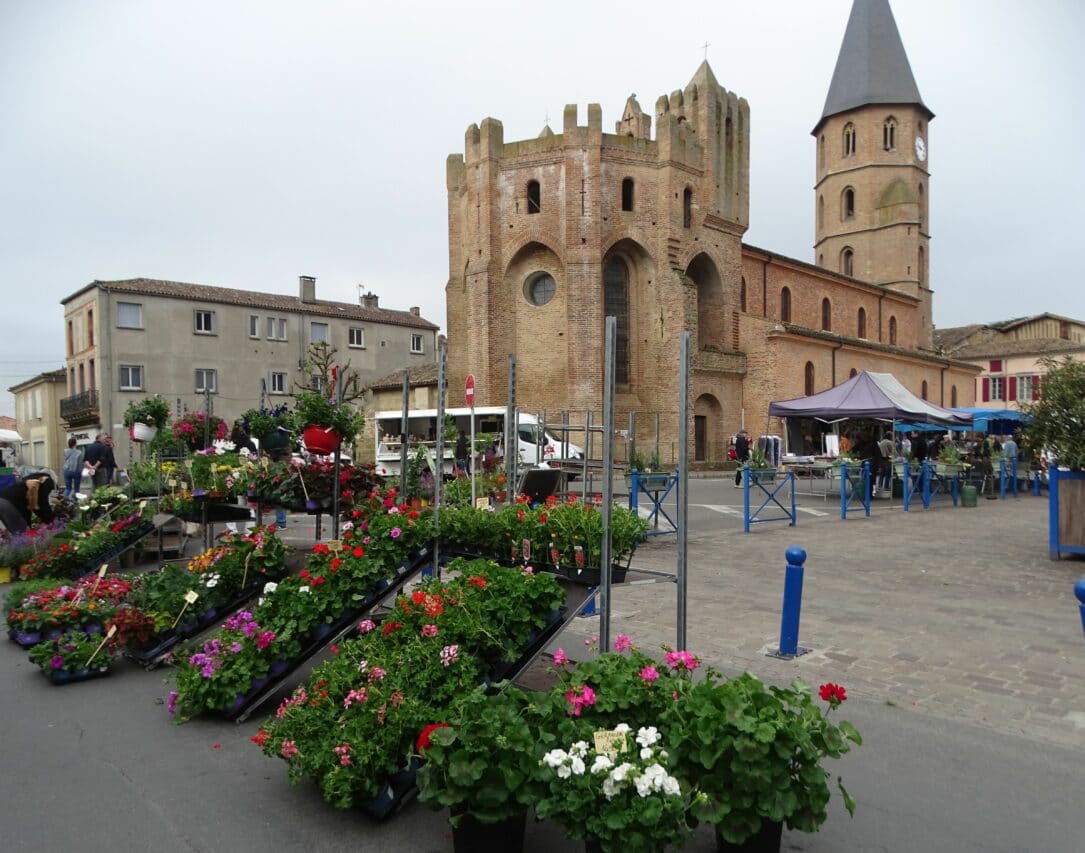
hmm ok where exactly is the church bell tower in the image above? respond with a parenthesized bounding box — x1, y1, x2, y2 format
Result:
(813, 0, 934, 347)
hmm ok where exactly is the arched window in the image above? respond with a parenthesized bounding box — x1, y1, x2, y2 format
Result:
(841, 247, 854, 277)
(921, 380, 928, 400)
(780, 287, 791, 323)
(527, 180, 540, 214)
(805, 362, 815, 395)
(604, 258, 630, 385)
(849, 368, 858, 378)
(918, 246, 926, 284)
(883, 116, 897, 151)
(821, 298, 832, 331)
(621, 177, 634, 212)
(843, 122, 856, 157)
(889, 316, 898, 345)
(740, 277, 747, 313)
(842, 187, 855, 220)
(857, 307, 867, 338)
(918, 183, 925, 229)
(818, 195, 824, 231)
(682, 187, 693, 228)
(951, 385, 958, 407)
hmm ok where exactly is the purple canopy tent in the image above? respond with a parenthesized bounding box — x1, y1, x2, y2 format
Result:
(769, 372, 971, 426)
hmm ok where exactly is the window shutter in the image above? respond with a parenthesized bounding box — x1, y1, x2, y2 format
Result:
(1033, 375, 1041, 400)
(982, 377, 990, 402)
(1008, 376, 1017, 402)
(990, 359, 1002, 372)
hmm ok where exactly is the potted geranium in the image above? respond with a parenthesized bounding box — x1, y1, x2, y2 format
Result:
(294, 391, 364, 455)
(241, 404, 295, 457)
(416, 686, 540, 852)
(124, 396, 171, 442)
(28, 629, 115, 684)
(172, 411, 229, 452)
(534, 723, 692, 853)
(663, 672, 860, 850)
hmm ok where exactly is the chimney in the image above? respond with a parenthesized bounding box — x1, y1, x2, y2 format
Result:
(360, 291, 379, 309)
(299, 275, 316, 303)
(409, 306, 420, 317)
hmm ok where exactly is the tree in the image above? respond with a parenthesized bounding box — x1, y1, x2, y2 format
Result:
(1022, 356, 1085, 470)
(293, 342, 364, 403)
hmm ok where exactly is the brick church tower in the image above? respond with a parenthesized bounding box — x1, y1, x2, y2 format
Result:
(445, 62, 749, 449)
(812, 0, 935, 348)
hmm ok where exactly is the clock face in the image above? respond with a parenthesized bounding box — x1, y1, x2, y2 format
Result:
(915, 135, 927, 161)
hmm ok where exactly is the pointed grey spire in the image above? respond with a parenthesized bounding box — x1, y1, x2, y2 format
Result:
(817, 0, 932, 129)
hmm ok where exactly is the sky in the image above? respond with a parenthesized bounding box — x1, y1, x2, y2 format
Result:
(2, 0, 1083, 417)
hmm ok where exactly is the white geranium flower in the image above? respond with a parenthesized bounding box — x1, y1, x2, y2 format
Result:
(614, 723, 631, 734)
(569, 755, 585, 776)
(635, 775, 653, 798)
(556, 764, 572, 779)
(662, 775, 681, 796)
(590, 754, 613, 774)
(602, 777, 621, 799)
(640, 747, 652, 760)
(263, 581, 278, 594)
(570, 741, 590, 758)
(610, 762, 633, 782)
(299, 586, 310, 594)
(636, 726, 660, 748)
(543, 749, 568, 769)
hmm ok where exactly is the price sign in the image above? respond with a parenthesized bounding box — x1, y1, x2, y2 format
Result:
(167, 478, 177, 488)
(326, 540, 343, 552)
(474, 496, 490, 510)
(593, 729, 628, 759)
(184, 590, 199, 604)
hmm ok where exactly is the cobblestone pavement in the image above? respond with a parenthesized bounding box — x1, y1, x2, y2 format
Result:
(555, 491, 1085, 752)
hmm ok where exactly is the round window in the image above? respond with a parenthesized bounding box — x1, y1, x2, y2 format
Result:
(524, 272, 556, 307)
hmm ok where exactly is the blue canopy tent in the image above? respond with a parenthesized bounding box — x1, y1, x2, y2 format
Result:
(894, 422, 970, 433)
(951, 408, 1031, 435)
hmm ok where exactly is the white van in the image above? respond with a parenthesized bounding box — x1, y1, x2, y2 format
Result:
(372, 406, 583, 477)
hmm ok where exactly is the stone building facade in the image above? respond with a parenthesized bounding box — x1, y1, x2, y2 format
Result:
(59, 276, 439, 463)
(7, 369, 67, 472)
(445, 0, 978, 462)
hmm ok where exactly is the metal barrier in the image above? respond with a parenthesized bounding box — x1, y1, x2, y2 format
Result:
(627, 468, 679, 536)
(742, 467, 796, 533)
(838, 460, 871, 519)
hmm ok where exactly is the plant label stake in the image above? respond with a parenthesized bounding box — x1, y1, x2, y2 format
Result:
(574, 545, 585, 573)
(593, 729, 628, 759)
(89, 564, 109, 597)
(327, 540, 342, 552)
(241, 552, 253, 590)
(172, 590, 199, 629)
(550, 542, 560, 567)
(522, 538, 532, 562)
(84, 624, 118, 667)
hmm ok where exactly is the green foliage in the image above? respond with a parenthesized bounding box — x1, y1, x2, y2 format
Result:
(417, 686, 543, 825)
(748, 446, 771, 468)
(241, 404, 296, 440)
(1023, 356, 1085, 470)
(122, 396, 171, 429)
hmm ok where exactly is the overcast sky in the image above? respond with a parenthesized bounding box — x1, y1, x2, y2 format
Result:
(2, 0, 1083, 417)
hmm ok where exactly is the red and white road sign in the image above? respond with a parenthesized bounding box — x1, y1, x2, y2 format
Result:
(465, 374, 476, 407)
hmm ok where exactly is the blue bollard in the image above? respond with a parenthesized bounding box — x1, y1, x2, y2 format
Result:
(274, 507, 287, 529)
(921, 460, 931, 509)
(1076, 579, 1085, 639)
(1000, 458, 1007, 500)
(839, 460, 848, 520)
(776, 546, 807, 657)
(902, 459, 911, 512)
(629, 468, 639, 514)
(862, 462, 871, 516)
(1011, 457, 1019, 498)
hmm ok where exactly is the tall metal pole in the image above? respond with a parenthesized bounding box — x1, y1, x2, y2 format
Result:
(600, 317, 616, 653)
(434, 344, 446, 574)
(506, 354, 517, 498)
(582, 410, 592, 502)
(677, 332, 690, 649)
(399, 370, 409, 499)
(469, 395, 476, 507)
(331, 368, 345, 539)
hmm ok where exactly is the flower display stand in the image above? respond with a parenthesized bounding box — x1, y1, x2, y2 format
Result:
(225, 547, 433, 723)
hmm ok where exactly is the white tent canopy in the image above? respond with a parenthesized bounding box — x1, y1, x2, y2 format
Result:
(0, 428, 24, 444)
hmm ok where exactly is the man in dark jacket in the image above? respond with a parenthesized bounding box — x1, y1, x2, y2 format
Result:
(0, 473, 55, 533)
(733, 430, 750, 488)
(911, 431, 929, 464)
(83, 435, 105, 484)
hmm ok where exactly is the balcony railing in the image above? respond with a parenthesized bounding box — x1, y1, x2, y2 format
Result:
(60, 389, 100, 425)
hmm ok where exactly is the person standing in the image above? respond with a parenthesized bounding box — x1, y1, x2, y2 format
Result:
(230, 420, 257, 454)
(1002, 433, 1019, 463)
(454, 429, 469, 475)
(733, 429, 750, 488)
(62, 438, 84, 498)
(912, 431, 928, 464)
(83, 434, 105, 486)
(877, 431, 896, 493)
(98, 435, 117, 487)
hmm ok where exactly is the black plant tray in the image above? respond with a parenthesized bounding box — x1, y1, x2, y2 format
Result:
(177, 502, 253, 523)
(124, 567, 291, 669)
(43, 665, 112, 686)
(225, 545, 432, 723)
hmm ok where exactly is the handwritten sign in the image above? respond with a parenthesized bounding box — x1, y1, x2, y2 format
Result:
(167, 478, 177, 488)
(184, 590, 199, 604)
(593, 729, 629, 759)
(326, 540, 343, 553)
(475, 497, 490, 510)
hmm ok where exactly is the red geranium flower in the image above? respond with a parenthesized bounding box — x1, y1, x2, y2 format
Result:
(468, 576, 487, 589)
(416, 722, 449, 752)
(818, 682, 847, 704)
(382, 621, 403, 637)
